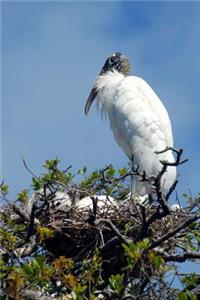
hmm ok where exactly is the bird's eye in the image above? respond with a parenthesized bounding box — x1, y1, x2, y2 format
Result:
(110, 56, 115, 64)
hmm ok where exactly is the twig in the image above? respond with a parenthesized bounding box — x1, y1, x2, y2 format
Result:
(155, 147, 188, 166)
(190, 284, 200, 297)
(55, 180, 90, 196)
(62, 165, 72, 173)
(12, 204, 30, 222)
(149, 212, 200, 249)
(100, 165, 113, 184)
(21, 156, 41, 180)
(95, 218, 130, 245)
(20, 289, 53, 300)
(166, 180, 178, 201)
(100, 236, 120, 252)
(26, 203, 37, 242)
(158, 251, 200, 262)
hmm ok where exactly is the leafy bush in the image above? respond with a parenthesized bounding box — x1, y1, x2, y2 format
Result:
(0, 159, 200, 300)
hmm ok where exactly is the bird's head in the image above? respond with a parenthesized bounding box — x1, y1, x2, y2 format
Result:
(100, 52, 130, 76)
(84, 52, 130, 115)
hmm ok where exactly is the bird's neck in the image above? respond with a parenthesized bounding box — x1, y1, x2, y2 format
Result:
(95, 70, 124, 113)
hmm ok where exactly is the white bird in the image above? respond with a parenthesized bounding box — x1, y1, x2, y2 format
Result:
(170, 203, 181, 212)
(77, 195, 118, 211)
(85, 52, 176, 198)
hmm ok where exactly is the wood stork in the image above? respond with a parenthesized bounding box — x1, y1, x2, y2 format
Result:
(84, 52, 176, 198)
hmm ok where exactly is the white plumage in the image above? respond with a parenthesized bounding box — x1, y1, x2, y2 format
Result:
(85, 53, 176, 197)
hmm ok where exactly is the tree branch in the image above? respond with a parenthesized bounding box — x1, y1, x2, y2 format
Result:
(149, 213, 200, 249)
(95, 218, 130, 245)
(159, 251, 200, 263)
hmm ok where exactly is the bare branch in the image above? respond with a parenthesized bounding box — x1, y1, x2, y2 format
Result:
(21, 156, 41, 180)
(20, 289, 53, 300)
(159, 251, 200, 262)
(95, 218, 130, 245)
(190, 284, 200, 297)
(155, 147, 188, 166)
(166, 180, 178, 201)
(12, 204, 30, 222)
(54, 180, 90, 196)
(149, 212, 200, 249)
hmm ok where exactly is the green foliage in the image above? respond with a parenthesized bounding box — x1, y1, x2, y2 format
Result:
(80, 249, 103, 287)
(79, 164, 129, 199)
(0, 227, 17, 251)
(17, 189, 29, 204)
(123, 239, 150, 267)
(108, 273, 124, 295)
(23, 256, 53, 289)
(0, 182, 9, 194)
(36, 225, 54, 242)
(148, 251, 165, 269)
(1, 159, 200, 299)
(181, 273, 200, 290)
(178, 290, 198, 300)
(6, 266, 25, 299)
(32, 176, 42, 190)
(52, 256, 77, 289)
(43, 158, 60, 171)
(32, 159, 74, 191)
(77, 166, 87, 176)
(71, 283, 87, 300)
(0, 255, 8, 280)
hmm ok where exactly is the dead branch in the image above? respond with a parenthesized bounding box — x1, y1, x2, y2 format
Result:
(20, 289, 53, 300)
(95, 218, 130, 245)
(158, 251, 200, 263)
(190, 284, 200, 297)
(21, 156, 41, 180)
(2, 150, 200, 299)
(12, 203, 30, 222)
(149, 212, 200, 250)
(156, 147, 188, 166)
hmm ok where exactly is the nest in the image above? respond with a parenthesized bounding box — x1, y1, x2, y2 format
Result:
(2, 186, 200, 300)
(3, 187, 195, 284)
(26, 195, 187, 280)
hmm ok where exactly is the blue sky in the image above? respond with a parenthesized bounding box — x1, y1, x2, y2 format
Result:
(2, 1, 200, 201)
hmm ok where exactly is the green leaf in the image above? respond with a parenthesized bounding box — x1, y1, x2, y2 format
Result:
(178, 291, 189, 300)
(178, 290, 198, 300)
(109, 273, 124, 295)
(43, 159, 60, 171)
(0, 183, 9, 194)
(17, 189, 29, 203)
(32, 177, 41, 190)
(71, 283, 87, 300)
(118, 167, 128, 176)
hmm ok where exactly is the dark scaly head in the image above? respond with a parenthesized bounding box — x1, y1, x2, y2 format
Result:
(84, 52, 130, 115)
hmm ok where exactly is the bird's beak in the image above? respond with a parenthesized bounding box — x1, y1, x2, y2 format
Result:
(84, 87, 97, 115)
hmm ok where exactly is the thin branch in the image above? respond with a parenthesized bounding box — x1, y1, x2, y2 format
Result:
(190, 284, 200, 297)
(100, 236, 120, 252)
(158, 251, 200, 262)
(95, 218, 130, 245)
(62, 165, 72, 174)
(166, 180, 179, 201)
(20, 289, 53, 300)
(21, 156, 41, 180)
(55, 180, 90, 195)
(155, 147, 188, 166)
(149, 212, 200, 249)
(12, 204, 30, 222)
(26, 203, 37, 242)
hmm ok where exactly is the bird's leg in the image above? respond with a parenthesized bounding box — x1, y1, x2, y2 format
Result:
(130, 154, 134, 200)
(130, 155, 137, 212)
(129, 156, 144, 221)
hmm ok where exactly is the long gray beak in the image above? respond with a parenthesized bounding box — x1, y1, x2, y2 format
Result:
(84, 87, 98, 115)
